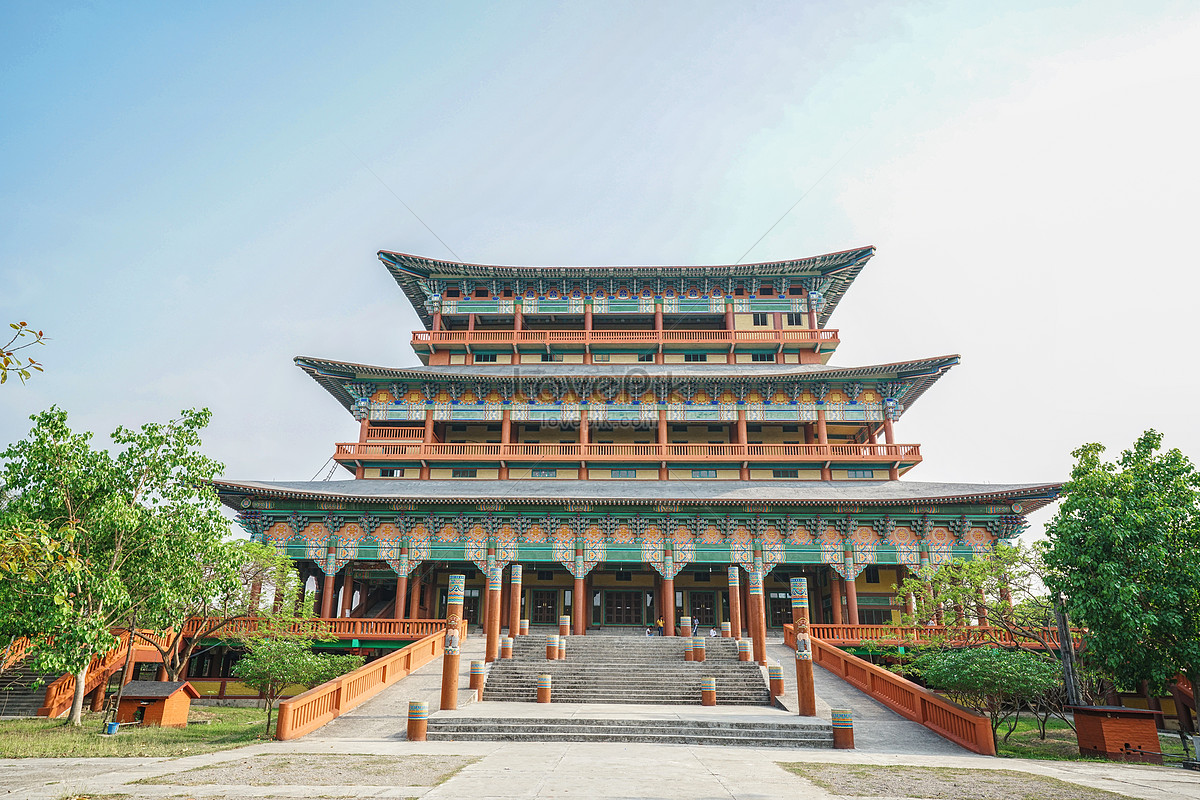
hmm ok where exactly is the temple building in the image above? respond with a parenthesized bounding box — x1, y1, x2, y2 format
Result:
(213, 245, 1059, 641)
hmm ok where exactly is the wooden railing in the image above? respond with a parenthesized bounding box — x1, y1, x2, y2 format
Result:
(783, 624, 996, 756)
(335, 441, 921, 463)
(2, 637, 31, 671)
(38, 630, 173, 718)
(365, 427, 425, 441)
(811, 624, 1083, 650)
(180, 617, 448, 641)
(274, 621, 465, 741)
(412, 328, 840, 351)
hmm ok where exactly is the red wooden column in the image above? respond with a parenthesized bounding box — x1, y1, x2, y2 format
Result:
(843, 546, 859, 625)
(485, 563, 502, 662)
(806, 291, 819, 330)
(791, 577, 816, 716)
(749, 566, 767, 665)
(739, 573, 752, 636)
(583, 302, 593, 364)
(420, 408, 434, 480)
(725, 300, 736, 364)
(883, 399, 899, 480)
(394, 547, 409, 620)
(499, 408, 511, 480)
(737, 410, 749, 480)
(509, 565, 523, 636)
(830, 572, 844, 624)
(573, 553, 587, 636)
(817, 408, 832, 480)
(662, 544, 677, 637)
(499, 568, 511, 633)
(340, 565, 355, 618)
(578, 408, 589, 479)
(439, 574, 465, 710)
(481, 549, 495, 638)
(658, 409, 669, 480)
(410, 570, 424, 619)
(319, 545, 336, 619)
(654, 301, 664, 364)
(726, 566, 742, 643)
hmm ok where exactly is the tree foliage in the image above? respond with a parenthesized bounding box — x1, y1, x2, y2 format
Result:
(908, 647, 1060, 749)
(231, 638, 363, 733)
(1, 321, 46, 385)
(1044, 430, 1200, 692)
(0, 406, 229, 724)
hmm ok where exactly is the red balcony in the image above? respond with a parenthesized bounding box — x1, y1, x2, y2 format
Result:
(411, 327, 839, 354)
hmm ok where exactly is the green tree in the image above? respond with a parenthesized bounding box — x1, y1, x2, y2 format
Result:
(0, 407, 229, 725)
(908, 647, 1061, 750)
(134, 540, 325, 681)
(1044, 430, 1200, 694)
(1, 321, 46, 384)
(231, 638, 363, 733)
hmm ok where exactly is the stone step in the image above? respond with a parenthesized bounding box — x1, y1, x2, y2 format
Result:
(425, 718, 832, 748)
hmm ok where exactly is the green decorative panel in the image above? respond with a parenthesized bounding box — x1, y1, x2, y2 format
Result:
(692, 547, 731, 563)
(430, 544, 466, 560)
(605, 546, 643, 563)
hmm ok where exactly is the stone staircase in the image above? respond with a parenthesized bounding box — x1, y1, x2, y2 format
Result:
(481, 635, 771, 705)
(425, 715, 833, 748)
(0, 666, 54, 717)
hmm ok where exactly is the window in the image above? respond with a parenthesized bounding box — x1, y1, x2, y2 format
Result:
(847, 469, 875, 479)
(445, 288, 460, 298)
(693, 571, 711, 582)
(684, 353, 708, 362)
(673, 424, 688, 432)
(452, 468, 477, 478)
(475, 353, 497, 363)
(502, 288, 513, 298)
(783, 425, 799, 432)
(747, 424, 762, 432)
(788, 286, 804, 297)
(787, 313, 805, 326)
(531, 468, 557, 478)
(772, 469, 799, 478)
(615, 571, 632, 582)
(759, 286, 774, 296)
(611, 469, 636, 478)
(592, 353, 610, 362)
(538, 570, 554, 581)
(751, 353, 774, 362)
(451, 424, 467, 431)
(865, 566, 881, 584)
(752, 313, 769, 326)
(474, 288, 488, 298)
(735, 285, 746, 297)
(487, 424, 501, 432)
(541, 353, 564, 362)
(692, 469, 717, 478)
(859, 608, 892, 625)
(380, 468, 396, 478)
(708, 425, 724, 432)
(637, 353, 654, 362)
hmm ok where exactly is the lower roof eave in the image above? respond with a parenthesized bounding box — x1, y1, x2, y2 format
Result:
(212, 478, 1062, 513)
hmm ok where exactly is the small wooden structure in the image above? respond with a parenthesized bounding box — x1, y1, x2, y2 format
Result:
(1071, 705, 1164, 764)
(115, 681, 199, 728)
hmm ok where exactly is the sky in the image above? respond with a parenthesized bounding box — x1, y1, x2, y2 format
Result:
(3, 1, 1199, 539)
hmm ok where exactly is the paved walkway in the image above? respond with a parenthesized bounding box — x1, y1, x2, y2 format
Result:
(6, 632, 1200, 798)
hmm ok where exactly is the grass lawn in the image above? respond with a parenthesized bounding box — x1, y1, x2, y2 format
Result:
(0, 706, 270, 758)
(996, 715, 1188, 762)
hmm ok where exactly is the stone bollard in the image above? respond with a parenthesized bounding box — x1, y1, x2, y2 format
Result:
(721, 621, 732, 638)
(683, 637, 694, 662)
(546, 634, 559, 660)
(469, 660, 485, 700)
(692, 636, 706, 663)
(407, 700, 428, 741)
(701, 676, 717, 706)
(557, 636, 566, 660)
(768, 664, 784, 697)
(537, 674, 552, 703)
(519, 619, 530, 636)
(680, 616, 693, 638)
(559, 615, 571, 637)
(737, 639, 752, 662)
(831, 709, 855, 749)
(501, 637, 513, 659)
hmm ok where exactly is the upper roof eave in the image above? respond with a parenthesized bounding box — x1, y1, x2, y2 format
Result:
(294, 354, 960, 420)
(378, 246, 877, 329)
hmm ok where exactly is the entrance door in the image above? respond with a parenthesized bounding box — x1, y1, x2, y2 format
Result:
(604, 591, 644, 625)
(768, 592, 791, 627)
(531, 590, 558, 624)
(689, 591, 716, 627)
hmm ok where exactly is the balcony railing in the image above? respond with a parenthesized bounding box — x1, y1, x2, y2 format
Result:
(334, 441, 920, 463)
(412, 328, 839, 351)
(180, 617, 447, 640)
(807, 624, 1084, 650)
